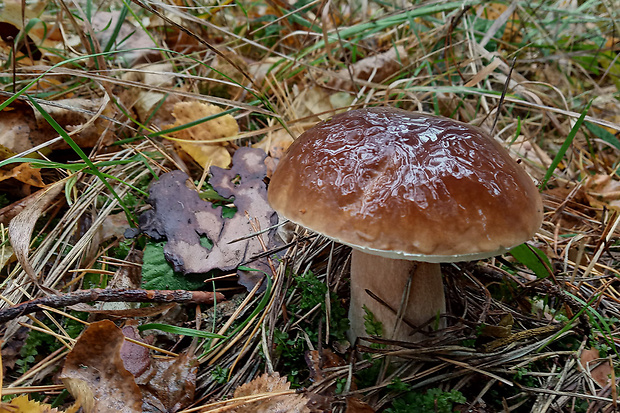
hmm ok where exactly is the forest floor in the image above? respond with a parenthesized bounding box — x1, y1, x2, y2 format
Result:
(0, 1, 619, 412)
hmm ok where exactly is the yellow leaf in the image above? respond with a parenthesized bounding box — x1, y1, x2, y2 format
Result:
(0, 395, 62, 413)
(167, 102, 238, 169)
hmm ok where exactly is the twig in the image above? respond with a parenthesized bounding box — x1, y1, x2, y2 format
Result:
(0, 289, 224, 323)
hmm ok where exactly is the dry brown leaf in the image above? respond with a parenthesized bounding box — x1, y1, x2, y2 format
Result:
(85, 212, 129, 262)
(580, 348, 612, 387)
(0, 1, 49, 62)
(0, 243, 14, 273)
(305, 349, 346, 383)
(345, 397, 375, 413)
(583, 174, 620, 211)
(253, 129, 295, 177)
(0, 395, 62, 413)
(121, 63, 179, 126)
(167, 101, 238, 169)
(327, 46, 409, 91)
(8, 178, 66, 283)
(230, 372, 310, 413)
(0, 163, 45, 187)
(0, 97, 114, 154)
(289, 86, 354, 128)
(137, 147, 280, 290)
(59, 320, 142, 413)
(120, 323, 152, 377)
(135, 352, 198, 412)
(92, 11, 160, 66)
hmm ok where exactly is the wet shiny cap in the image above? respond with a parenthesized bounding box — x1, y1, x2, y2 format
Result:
(268, 107, 543, 262)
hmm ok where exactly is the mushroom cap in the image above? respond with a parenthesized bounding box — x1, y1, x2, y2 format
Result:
(268, 107, 543, 262)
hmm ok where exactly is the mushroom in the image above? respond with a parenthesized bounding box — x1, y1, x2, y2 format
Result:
(267, 107, 543, 343)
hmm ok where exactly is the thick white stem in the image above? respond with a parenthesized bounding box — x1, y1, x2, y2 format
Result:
(348, 250, 446, 342)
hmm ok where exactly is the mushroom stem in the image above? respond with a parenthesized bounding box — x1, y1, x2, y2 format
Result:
(348, 250, 446, 342)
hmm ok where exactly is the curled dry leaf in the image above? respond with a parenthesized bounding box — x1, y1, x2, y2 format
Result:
(305, 348, 346, 383)
(137, 147, 280, 290)
(326, 45, 409, 91)
(0, 162, 45, 187)
(8, 178, 66, 285)
(229, 372, 310, 413)
(167, 101, 239, 169)
(59, 320, 143, 413)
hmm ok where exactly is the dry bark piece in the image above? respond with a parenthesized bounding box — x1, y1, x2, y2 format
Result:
(138, 147, 280, 290)
(230, 372, 310, 413)
(60, 320, 143, 413)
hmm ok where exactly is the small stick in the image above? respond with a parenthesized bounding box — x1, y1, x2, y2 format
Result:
(0, 289, 224, 323)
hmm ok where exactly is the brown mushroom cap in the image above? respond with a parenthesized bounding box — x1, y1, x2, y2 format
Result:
(268, 107, 543, 262)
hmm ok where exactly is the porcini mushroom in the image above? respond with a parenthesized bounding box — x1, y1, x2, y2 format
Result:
(267, 107, 543, 342)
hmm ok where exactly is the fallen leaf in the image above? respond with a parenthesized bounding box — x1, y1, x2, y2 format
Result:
(135, 352, 198, 412)
(59, 320, 143, 413)
(0, 395, 61, 413)
(121, 62, 179, 127)
(0, 0, 49, 62)
(167, 101, 239, 169)
(230, 372, 310, 413)
(8, 178, 66, 283)
(0, 96, 114, 154)
(1, 324, 29, 372)
(580, 348, 612, 387)
(253, 129, 295, 177)
(345, 397, 375, 413)
(327, 46, 409, 91)
(120, 323, 152, 377)
(0, 162, 45, 187)
(0, 242, 14, 274)
(92, 11, 160, 66)
(85, 212, 129, 262)
(137, 147, 281, 290)
(305, 348, 346, 383)
(583, 174, 620, 211)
